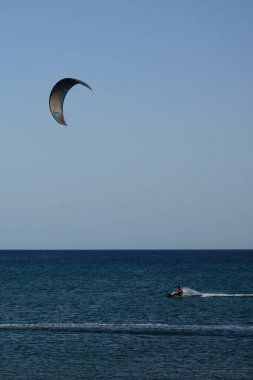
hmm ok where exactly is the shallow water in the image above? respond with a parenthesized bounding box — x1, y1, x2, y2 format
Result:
(0, 250, 252, 379)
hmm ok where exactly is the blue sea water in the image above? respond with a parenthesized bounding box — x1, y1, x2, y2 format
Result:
(0, 250, 252, 379)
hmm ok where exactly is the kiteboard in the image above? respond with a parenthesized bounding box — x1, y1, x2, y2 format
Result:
(166, 292, 183, 298)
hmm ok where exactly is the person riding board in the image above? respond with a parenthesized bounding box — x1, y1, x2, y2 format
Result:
(167, 284, 184, 297)
(176, 284, 183, 296)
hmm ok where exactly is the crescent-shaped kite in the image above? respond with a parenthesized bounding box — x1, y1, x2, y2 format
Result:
(49, 78, 92, 126)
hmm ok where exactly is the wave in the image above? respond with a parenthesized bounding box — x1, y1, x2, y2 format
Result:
(183, 287, 253, 297)
(0, 322, 252, 336)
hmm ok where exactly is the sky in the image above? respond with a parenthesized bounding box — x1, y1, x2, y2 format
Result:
(0, 0, 252, 249)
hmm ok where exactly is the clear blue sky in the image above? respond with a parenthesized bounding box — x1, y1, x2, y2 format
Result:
(0, 0, 252, 249)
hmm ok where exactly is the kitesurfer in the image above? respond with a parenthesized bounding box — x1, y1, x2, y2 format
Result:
(166, 284, 184, 297)
(176, 284, 183, 296)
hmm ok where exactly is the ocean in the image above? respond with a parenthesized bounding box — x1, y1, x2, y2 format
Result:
(0, 250, 252, 379)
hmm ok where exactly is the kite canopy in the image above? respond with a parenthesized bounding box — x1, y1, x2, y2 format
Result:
(49, 78, 92, 126)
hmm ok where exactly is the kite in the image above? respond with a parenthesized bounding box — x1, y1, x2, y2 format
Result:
(49, 78, 92, 126)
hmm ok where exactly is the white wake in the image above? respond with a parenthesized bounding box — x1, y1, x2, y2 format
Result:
(183, 287, 253, 297)
(0, 322, 252, 335)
